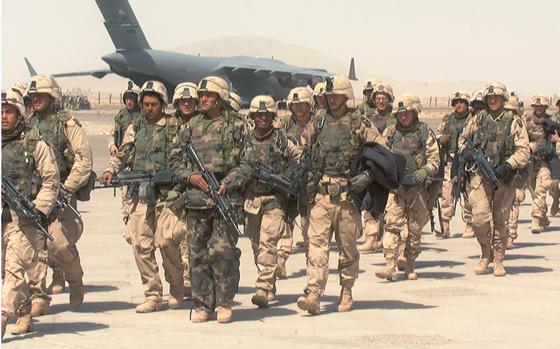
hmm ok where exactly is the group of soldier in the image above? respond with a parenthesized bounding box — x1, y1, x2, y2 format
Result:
(2, 71, 559, 338)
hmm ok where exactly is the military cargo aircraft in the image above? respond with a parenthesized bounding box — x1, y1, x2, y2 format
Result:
(25, 0, 357, 104)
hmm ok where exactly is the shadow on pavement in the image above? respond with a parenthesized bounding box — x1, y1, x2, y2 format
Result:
(506, 266, 554, 274)
(48, 301, 136, 314)
(416, 272, 465, 280)
(84, 284, 119, 293)
(233, 306, 298, 322)
(416, 260, 465, 268)
(505, 254, 546, 260)
(3, 322, 109, 343)
(513, 242, 559, 249)
(323, 299, 437, 313)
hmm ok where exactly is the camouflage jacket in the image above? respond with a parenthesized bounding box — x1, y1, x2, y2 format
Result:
(525, 112, 554, 167)
(435, 111, 472, 158)
(26, 109, 93, 193)
(2, 127, 60, 218)
(108, 106, 141, 150)
(170, 110, 248, 209)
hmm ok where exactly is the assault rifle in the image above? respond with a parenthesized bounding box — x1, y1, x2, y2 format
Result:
(185, 143, 243, 243)
(56, 184, 81, 218)
(1, 177, 54, 241)
(94, 170, 179, 190)
(465, 138, 500, 190)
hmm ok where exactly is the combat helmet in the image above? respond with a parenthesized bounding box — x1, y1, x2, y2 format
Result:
(287, 86, 314, 107)
(197, 76, 229, 101)
(139, 80, 168, 105)
(123, 81, 141, 103)
(451, 90, 470, 106)
(372, 83, 395, 102)
(227, 92, 242, 112)
(173, 82, 198, 106)
(394, 93, 422, 114)
(483, 81, 509, 102)
(27, 74, 61, 100)
(530, 93, 550, 107)
(324, 76, 355, 108)
(2, 90, 26, 117)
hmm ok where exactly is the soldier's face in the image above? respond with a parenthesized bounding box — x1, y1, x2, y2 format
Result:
(141, 95, 163, 119)
(252, 112, 274, 130)
(326, 94, 347, 111)
(1, 104, 19, 131)
(375, 94, 389, 111)
(124, 96, 137, 110)
(179, 98, 197, 116)
(534, 105, 547, 116)
(396, 110, 415, 127)
(454, 100, 468, 113)
(198, 91, 220, 112)
(29, 93, 53, 113)
(314, 96, 327, 109)
(291, 102, 310, 118)
(487, 95, 504, 112)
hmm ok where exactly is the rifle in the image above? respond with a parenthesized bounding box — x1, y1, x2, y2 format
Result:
(465, 138, 500, 190)
(56, 184, 81, 218)
(451, 154, 466, 214)
(1, 177, 54, 241)
(94, 170, 179, 190)
(185, 143, 243, 243)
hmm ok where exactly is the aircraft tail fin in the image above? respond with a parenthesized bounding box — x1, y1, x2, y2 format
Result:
(24, 57, 38, 76)
(95, 0, 150, 50)
(348, 57, 357, 81)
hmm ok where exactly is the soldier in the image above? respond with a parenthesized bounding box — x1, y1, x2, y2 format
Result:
(100, 81, 185, 313)
(313, 81, 328, 112)
(240, 95, 303, 308)
(458, 82, 530, 276)
(108, 81, 141, 156)
(226, 92, 243, 115)
(505, 94, 528, 248)
(296, 76, 386, 315)
(10, 82, 31, 114)
(1, 91, 59, 338)
(359, 82, 396, 252)
(374, 93, 440, 281)
(172, 82, 199, 125)
(470, 89, 487, 116)
(276, 86, 315, 274)
(435, 91, 473, 238)
(525, 94, 555, 234)
(358, 78, 382, 115)
(26, 74, 93, 314)
(169, 76, 247, 323)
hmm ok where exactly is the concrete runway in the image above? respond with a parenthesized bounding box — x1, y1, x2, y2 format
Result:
(3, 111, 560, 348)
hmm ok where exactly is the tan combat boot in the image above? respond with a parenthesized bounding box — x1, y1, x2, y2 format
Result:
(267, 285, 276, 302)
(169, 284, 184, 310)
(296, 292, 320, 315)
(493, 248, 506, 277)
(31, 298, 50, 316)
(216, 306, 232, 323)
(475, 243, 492, 275)
(135, 298, 160, 313)
(337, 287, 353, 312)
(507, 237, 514, 250)
(358, 238, 376, 253)
(531, 218, 544, 234)
(462, 224, 475, 238)
(405, 258, 418, 280)
(10, 315, 32, 335)
(191, 307, 210, 323)
(47, 268, 65, 295)
(251, 289, 269, 308)
(1, 314, 8, 339)
(275, 257, 287, 279)
(396, 244, 406, 271)
(69, 283, 84, 308)
(375, 260, 398, 281)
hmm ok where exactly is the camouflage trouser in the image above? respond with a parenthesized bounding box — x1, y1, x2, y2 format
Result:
(531, 165, 554, 219)
(305, 194, 361, 295)
(276, 215, 293, 262)
(29, 196, 84, 302)
(549, 179, 560, 205)
(440, 161, 454, 221)
(383, 187, 430, 264)
(467, 172, 515, 258)
(180, 232, 191, 291)
(121, 187, 134, 242)
(127, 200, 185, 301)
(2, 218, 48, 319)
(187, 209, 241, 310)
(509, 176, 528, 240)
(246, 207, 287, 291)
(362, 211, 382, 243)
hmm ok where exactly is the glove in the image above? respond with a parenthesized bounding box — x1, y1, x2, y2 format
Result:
(438, 134, 450, 145)
(461, 148, 474, 162)
(495, 162, 513, 179)
(350, 171, 372, 194)
(412, 168, 429, 185)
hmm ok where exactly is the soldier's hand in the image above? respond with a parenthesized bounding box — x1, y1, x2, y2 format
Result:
(189, 173, 209, 192)
(218, 184, 226, 195)
(439, 135, 450, 144)
(350, 171, 372, 194)
(100, 172, 113, 185)
(495, 162, 513, 179)
(550, 130, 560, 143)
(412, 168, 429, 185)
(461, 148, 474, 162)
(109, 144, 118, 156)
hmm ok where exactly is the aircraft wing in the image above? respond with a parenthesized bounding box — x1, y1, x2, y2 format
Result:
(212, 56, 332, 81)
(52, 68, 113, 79)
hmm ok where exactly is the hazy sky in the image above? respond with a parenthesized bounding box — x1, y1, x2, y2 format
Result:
(2, 0, 559, 95)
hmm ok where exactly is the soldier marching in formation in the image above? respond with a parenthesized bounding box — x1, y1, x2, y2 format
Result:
(2, 73, 559, 338)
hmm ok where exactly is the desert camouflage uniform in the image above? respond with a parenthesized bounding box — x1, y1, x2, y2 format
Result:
(379, 120, 440, 280)
(435, 110, 473, 237)
(2, 127, 59, 329)
(458, 108, 530, 275)
(26, 108, 93, 306)
(105, 112, 186, 308)
(242, 127, 302, 298)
